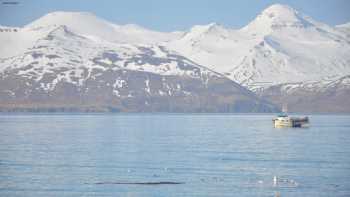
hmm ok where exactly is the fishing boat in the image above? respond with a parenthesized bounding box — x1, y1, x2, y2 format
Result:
(273, 114, 309, 128)
(273, 105, 309, 128)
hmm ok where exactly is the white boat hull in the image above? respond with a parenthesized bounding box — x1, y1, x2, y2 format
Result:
(273, 116, 309, 128)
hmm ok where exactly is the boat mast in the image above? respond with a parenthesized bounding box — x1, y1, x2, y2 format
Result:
(282, 103, 288, 114)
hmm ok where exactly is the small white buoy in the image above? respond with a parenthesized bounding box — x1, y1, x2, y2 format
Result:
(273, 176, 278, 187)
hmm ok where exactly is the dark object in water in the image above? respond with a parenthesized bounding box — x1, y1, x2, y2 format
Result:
(92, 181, 184, 185)
(2, 1, 19, 5)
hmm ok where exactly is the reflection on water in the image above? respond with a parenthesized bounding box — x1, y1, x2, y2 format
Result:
(0, 114, 349, 197)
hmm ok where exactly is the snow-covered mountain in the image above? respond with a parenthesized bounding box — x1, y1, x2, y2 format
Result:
(168, 4, 350, 90)
(0, 12, 182, 59)
(1, 4, 349, 112)
(0, 21, 275, 112)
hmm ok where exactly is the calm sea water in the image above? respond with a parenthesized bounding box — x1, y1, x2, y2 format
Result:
(0, 114, 349, 197)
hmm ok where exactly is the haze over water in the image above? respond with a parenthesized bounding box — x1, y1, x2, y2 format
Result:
(0, 114, 349, 196)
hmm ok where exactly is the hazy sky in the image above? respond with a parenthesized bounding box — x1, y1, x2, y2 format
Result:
(0, 0, 349, 31)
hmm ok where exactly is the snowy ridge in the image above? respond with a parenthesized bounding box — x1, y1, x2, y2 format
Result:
(26, 11, 182, 45)
(336, 22, 350, 39)
(336, 22, 350, 32)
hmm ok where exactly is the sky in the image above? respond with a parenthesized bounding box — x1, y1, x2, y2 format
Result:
(0, 0, 350, 31)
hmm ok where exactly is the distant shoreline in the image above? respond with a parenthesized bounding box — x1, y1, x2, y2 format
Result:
(1, 111, 349, 115)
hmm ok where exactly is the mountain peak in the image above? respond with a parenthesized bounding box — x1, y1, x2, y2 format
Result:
(191, 23, 221, 32)
(24, 11, 122, 43)
(43, 11, 96, 18)
(175, 22, 229, 43)
(261, 4, 295, 15)
(26, 11, 116, 29)
(185, 23, 226, 37)
(260, 4, 303, 23)
(241, 4, 313, 35)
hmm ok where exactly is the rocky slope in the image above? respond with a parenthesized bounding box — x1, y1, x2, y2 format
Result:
(259, 75, 350, 113)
